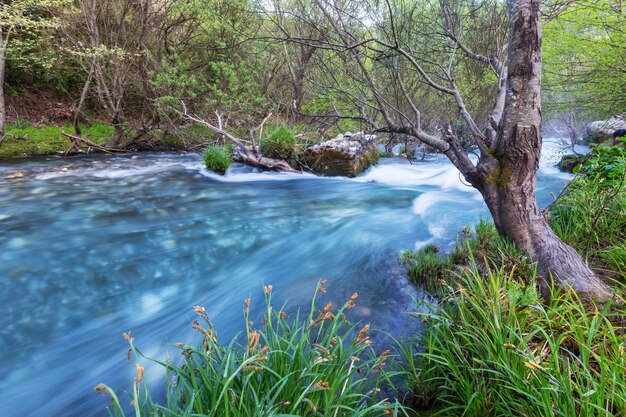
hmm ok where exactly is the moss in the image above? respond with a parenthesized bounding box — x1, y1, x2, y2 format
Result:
(356, 149, 379, 174)
(486, 165, 512, 189)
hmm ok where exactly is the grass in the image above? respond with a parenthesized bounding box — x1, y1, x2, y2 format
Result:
(401, 220, 537, 295)
(400, 262, 626, 416)
(96, 281, 407, 417)
(401, 245, 452, 294)
(549, 144, 626, 275)
(0, 121, 114, 159)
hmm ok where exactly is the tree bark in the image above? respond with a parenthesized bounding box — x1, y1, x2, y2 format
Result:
(470, 0, 611, 302)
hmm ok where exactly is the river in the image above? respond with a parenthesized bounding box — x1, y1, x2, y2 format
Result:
(0, 138, 579, 416)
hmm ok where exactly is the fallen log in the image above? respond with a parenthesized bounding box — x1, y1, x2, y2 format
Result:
(233, 151, 299, 173)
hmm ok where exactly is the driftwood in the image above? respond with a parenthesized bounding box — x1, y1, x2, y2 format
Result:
(181, 102, 299, 173)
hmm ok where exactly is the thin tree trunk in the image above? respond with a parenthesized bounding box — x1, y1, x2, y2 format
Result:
(475, 0, 611, 302)
(74, 57, 97, 136)
(0, 30, 6, 140)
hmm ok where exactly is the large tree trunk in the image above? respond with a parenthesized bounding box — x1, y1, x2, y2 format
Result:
(471, 0, 611, 302)
(480, 180, 612, 301)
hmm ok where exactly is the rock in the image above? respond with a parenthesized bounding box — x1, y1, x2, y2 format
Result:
(304, 132, 379, 177)
(583, 115, 626, 143)
(557, 153, 587, 173)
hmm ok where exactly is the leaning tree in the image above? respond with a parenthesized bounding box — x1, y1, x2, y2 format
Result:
(295, 0, 612, 301)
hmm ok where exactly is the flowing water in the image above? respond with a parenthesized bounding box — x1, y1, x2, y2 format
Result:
(0, 138, 579, 416)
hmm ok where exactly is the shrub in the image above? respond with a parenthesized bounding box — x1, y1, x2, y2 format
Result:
(97, 282, 407, 417)
(203, 145, 231, 174)
(401, 264, 626, 416)
(261, 126, 297, 160)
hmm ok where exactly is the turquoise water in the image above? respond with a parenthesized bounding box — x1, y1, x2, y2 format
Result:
(0, 139, 577, 416)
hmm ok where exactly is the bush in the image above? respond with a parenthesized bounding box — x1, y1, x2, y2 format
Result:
(203, 145, 231, 174)
(97, 282, 407, 417)
(261, 126, 297, 160)
(401, 265, 626, 416)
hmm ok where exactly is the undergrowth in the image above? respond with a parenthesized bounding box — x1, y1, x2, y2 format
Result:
(96, 281, 406, 417)
(401, 219, 537, 294)
(261, 126, 298, 161)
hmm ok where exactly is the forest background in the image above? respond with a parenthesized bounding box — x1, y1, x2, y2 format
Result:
(0, 0, 623, 158)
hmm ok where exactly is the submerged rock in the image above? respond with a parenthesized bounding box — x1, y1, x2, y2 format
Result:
(583, 115, 626, 143)
(304, 132, 379, 177)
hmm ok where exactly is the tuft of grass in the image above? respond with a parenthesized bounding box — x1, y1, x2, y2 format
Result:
(97, 282, 407, 417)
(400, 263, 626, 416)
(261, 126, 297, 160)
(400, 245, 453, 294)
(202, 145, 232, 174)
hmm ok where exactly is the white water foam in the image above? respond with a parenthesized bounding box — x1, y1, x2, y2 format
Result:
(199, 168, 317, 183)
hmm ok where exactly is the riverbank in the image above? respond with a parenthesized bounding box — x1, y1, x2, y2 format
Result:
(0, 122, 207, 159)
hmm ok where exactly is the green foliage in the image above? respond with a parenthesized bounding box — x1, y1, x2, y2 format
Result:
(98, 282, 407, 417)
(202, 145, 232, 175)
(550, 145, 626, 273)
(12, 119, 31, 129)
(1, 0, 77, 90)
(261, 126, 297, 160)
(400, 245, 452, 293)
(402, 264, 626, 416)
(543, 0, 626, 118)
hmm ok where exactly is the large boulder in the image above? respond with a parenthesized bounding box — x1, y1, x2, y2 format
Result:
(583, 115, 626, 143)
(304, 132, 379, 177)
